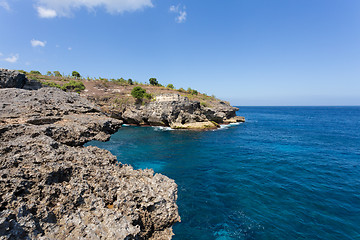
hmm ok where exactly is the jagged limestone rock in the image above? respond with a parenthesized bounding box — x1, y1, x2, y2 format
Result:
(120, 93, 241, 129)
(0, 88, 180, 240)
(0, 69, 27, 88)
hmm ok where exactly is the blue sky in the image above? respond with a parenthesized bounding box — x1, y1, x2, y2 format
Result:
(1, 0, 359, 106)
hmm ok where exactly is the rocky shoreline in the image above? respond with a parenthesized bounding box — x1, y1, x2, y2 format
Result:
(110, 93, 245, 130)
(0, 73, 180, 239)
(0, 69, 244, 239)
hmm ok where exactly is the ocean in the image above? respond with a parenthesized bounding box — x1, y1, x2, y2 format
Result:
(86, 107, 360, 239)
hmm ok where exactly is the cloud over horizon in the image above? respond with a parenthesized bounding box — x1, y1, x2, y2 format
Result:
(35, 0, 153, 18)
(4, 54, 19, 63)
(31, 39, 47, 47)
(169, 4, 187, 23)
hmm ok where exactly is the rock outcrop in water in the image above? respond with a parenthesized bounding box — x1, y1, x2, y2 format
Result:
(110, 94, 245, 130)
(0, 87, 180, 239)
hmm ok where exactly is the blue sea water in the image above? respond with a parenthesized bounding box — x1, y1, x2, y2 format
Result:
(86, 107, 360, 239)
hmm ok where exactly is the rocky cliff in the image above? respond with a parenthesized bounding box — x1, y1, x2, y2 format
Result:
(108, 94, 245, 130)
(0, 69, 27, 89)
(0, 87, 180, 239)
(1, 69, 245, 130)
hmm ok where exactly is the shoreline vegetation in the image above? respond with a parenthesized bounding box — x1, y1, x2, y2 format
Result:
(18, 69, 245, 130)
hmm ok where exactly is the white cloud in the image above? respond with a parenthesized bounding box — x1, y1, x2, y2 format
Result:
(0, 1, 10, 11)
(169, 4, 186, 23)
(68, 47, 72, 51)
(31, 39, 47, 47)
(169, 5, 178, 12)
(37, 6, 57, 18)
(0, 52, 3, 56)
(5, 54, 19, 63)
(35, 0, 153, 18)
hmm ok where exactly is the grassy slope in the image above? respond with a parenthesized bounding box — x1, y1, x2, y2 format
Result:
(23, 71, 229, 109)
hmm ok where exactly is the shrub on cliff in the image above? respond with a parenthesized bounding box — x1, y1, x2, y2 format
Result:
(72, 71, 81, 79)
(111, 78, 128, 85)
(131, 86, 146, 100)
(144, 93, 153, 100)
(149, 78, 159, 86)
(53, 71, 62, 77)
(61, 80, 85, 93)
(187, 87, 198, 95)
(128, 79, 133, 85)
(43, 82, 62, 89)
(167, 84, 174, 89)
(30, 70, 41, 75)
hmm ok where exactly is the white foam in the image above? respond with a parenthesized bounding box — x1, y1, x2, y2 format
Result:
(152, 126, 174, 131)
(122, 124, 130, 127)
(217, 122, 242, 130)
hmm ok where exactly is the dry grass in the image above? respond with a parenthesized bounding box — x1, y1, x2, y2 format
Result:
(23, 72, 226, 107)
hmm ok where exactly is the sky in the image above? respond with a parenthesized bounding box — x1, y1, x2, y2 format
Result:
(0, 0, 359, 106)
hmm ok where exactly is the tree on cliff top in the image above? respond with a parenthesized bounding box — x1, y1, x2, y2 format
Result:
(72, 71, 81, 79)
(149, 78, 158, 86)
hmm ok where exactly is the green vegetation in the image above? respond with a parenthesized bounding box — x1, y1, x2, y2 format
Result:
(53, 71, 62, 77)
(42, 80, 85, 93)
(131, 86, 153, 103)
(62, 80, 85, 93)
(131, 86, 146, 100)
(17, 69, 220, 107)
(18, 70, 27, 74)
(72, 71, 81, 78)
(144, 93, 152, 100)
(149, 78, 159, 86)
(42, 82, 62, 89)
(187, 87, 198, 95)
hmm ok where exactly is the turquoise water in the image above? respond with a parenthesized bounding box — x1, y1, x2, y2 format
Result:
(86, 107, 360, 239)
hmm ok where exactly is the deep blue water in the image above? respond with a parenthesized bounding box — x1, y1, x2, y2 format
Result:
(86, 107, 360, 239)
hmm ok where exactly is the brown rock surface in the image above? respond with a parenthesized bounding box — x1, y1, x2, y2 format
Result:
(0, 88, 180, 239)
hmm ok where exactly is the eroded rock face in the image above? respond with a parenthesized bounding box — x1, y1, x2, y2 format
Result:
(0, 88, 180, 239)
(119, 94, 242, 129)
(0, 69, 27, 89)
